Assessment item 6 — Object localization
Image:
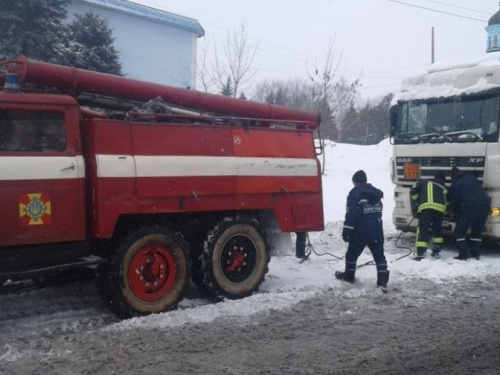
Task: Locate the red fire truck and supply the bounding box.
[0,57,324,318]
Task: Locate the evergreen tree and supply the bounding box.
[0,0,69,62]
[65,12,122,75]
[220,76,234,97]
[338,93,393,144]
[254,78,315,111]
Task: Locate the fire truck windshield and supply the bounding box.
[393,95,500,144]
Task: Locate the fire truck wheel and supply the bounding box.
[201,218,270,299]
[100,226,191,318]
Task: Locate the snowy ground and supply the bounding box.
[2,140,500,374]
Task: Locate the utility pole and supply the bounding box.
[431,26,435,64]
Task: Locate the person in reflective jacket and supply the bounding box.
[410,171,448,260]
[448,167,491,260]
[336,170,389,290]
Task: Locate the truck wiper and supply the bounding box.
[416,133,444,143]
[441,131,483,143]
[396,132,445,144]
[395,132,419,144]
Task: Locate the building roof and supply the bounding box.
[489,7,500,26]
[75,0,205,37]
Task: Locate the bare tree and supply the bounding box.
[194,39,216,92]
[308,35,360,141]
[213,23,258,98]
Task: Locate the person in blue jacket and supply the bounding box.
[335,170,389,290]
[448,167,491,260]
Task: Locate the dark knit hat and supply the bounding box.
[352,170,367,183]
[450,167,460,181]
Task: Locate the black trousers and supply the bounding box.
[416,209,444,253]
[454,203,490,256]
[345,240,387,273]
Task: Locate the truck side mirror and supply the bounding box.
[389,107,397,138]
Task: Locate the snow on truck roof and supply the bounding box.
[393,51,500,105]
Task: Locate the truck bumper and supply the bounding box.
[392,186,417,232]
[393,185,500,241]
[485,217,500,239]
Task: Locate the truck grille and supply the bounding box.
[395,156,485,185]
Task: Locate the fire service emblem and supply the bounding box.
[18,193,52,225]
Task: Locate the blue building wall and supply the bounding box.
[68,0,204,88]
[486,24,500,53]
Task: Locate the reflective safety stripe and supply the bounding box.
[428,181,433,204]
[419,202,447,213]
[416,241,428,248]
[432,237,444,244]
[415,227,428,252]
[346,261,357,272]
[418,181,446,213]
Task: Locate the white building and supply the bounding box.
[67,0,204,89]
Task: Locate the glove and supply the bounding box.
[411,203,418,218]
[342,227,352,242]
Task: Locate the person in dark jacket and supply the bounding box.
[410,171,448,260]
[335,170,389,290]
[448,167,491,260]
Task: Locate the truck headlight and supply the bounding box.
[492,207,500,217]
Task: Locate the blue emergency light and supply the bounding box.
[4,73,20,91]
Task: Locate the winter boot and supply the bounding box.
[335,270,355,284]
[377,270,390,292]
[413,247,426,261]
[431,244,441,259]
[469,238,481,260]
[454,239,469,261]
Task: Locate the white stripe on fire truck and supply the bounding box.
[96,155,318,178]
[0,156,85,180]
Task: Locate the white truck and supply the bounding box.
[390,52,500,238]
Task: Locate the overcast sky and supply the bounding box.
[133,0,498,100]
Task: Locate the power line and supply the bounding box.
[129,0,488,98]
[419,0,492,15]
[387,0,488,22]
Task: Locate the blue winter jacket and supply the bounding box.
[448,173,490,216]
[344,183,384,244]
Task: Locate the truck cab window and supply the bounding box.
[394,96,499,144]
[0,110,66,152]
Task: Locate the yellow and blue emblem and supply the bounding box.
[19,193,52,225]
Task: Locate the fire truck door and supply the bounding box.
[0,108,86,247]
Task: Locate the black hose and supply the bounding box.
[394,217,416,261]
[298,233,343,263]
[299,219,416,265]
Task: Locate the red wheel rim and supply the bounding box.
[128,245,177,301]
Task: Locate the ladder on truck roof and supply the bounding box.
[0,56,321,131]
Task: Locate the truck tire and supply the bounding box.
[200,217,270,299]
[99,225,190,318]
